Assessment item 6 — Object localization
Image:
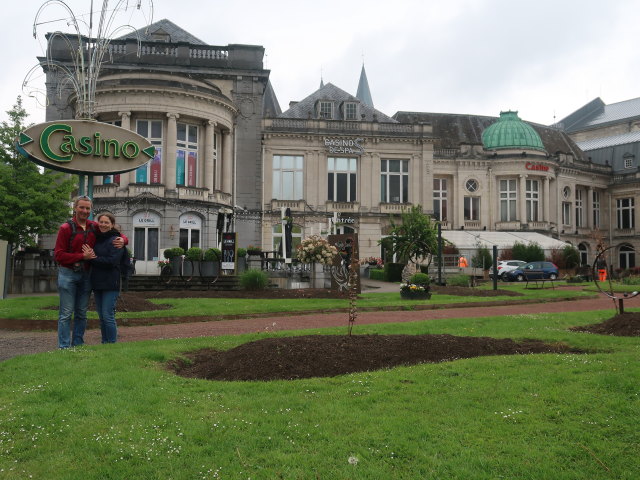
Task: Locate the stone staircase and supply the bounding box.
[124,274,241,292]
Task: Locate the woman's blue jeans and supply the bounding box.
[93,290,119,343]
[57,267,92,348]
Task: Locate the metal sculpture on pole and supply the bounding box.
[19,1,155,202]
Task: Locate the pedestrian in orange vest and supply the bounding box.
[458,256,468,268]
[597,258,607,281]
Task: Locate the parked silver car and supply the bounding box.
[489,260,527,281]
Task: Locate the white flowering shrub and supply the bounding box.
[295,235,338,265]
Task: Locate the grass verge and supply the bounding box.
[0,309,638,479]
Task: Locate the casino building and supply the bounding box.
[40,19,636,272]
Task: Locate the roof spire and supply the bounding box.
[356,62,373,108]
[319,66,324,89]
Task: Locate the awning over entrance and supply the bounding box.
[442,231,568,251]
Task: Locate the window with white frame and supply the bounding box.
[433,178,448,221]
[562,202,571,226]
[593,190,601,228]
[328,157,357,202]
[380,159,409,203]
[575,189,584,228]
[616,197,635,229]
[176,123,198,187]
[499,179,517,222]
[135,120,163,184]
[273,155,304,200]
[525,179,539,222]
[272,223,303,254]
[464,196,480,221]
[624,155,634,169]
[619,244,636,269]
[319,101,333,119]
[344,102,357,120]
[578,243,588,266]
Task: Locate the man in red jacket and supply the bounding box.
[54,195,126,349]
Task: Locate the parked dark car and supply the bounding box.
[506,261,559,282]
[489,260,527,281]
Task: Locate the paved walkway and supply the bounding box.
[0,284,621,362]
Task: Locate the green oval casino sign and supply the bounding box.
[15,120,155,174]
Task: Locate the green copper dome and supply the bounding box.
[482,111,545,152]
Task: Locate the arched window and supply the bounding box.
[619,245,636,270]
[179,213,202,251]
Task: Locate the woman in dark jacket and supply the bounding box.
[84,212,124,343]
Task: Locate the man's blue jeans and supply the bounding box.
[93,290,119,343]
[57,267,91,348]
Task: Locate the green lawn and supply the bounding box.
[0,304,638,479]
[0,282,597,321]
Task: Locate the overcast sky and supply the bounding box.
[3,0,640,126]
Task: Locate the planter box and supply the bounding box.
[169,257,182,276]
[200,261,219,277]
[400,290,431,300]
[236,257,247,273]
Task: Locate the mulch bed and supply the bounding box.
[168,334,585,381]
[569,312,640,336]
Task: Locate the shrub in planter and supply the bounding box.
[203,248,221,261]
[185,247,203,261]
[368,268,385,281]
[384,262,405,282]
[237,248,247,258]
[409,272,430,286]
[246,245,262,256]
[163,247,185,259]
[239,269,269,291]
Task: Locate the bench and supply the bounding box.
[524,274,555,289]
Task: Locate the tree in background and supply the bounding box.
[383,205,438,280]
[512,241,545,263]
[550,244,580,269]
[472,245,493,270]
[0,97,75,249]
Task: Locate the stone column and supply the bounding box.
[222,130,233,195]
[165,113,179,191]
[543,177,550,222]
[587,186,594,229]
[204,120,216,193]
[452,173,461,228]
[519,174,527,225]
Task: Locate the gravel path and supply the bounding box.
[0,294,618,362]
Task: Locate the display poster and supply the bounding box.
[150,146,162,184]
[221,232,236,271]
[187,151,197,187]
[135,164,147,183]
[176,150,185,185]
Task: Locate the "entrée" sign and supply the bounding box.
[16,120,155,174]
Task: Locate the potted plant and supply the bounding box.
[184,247,203,276]
[400,273,431,300]
[201,248,222,277]
[163,247,184,276]
[246,245,262,256]
[296,235,338,288]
